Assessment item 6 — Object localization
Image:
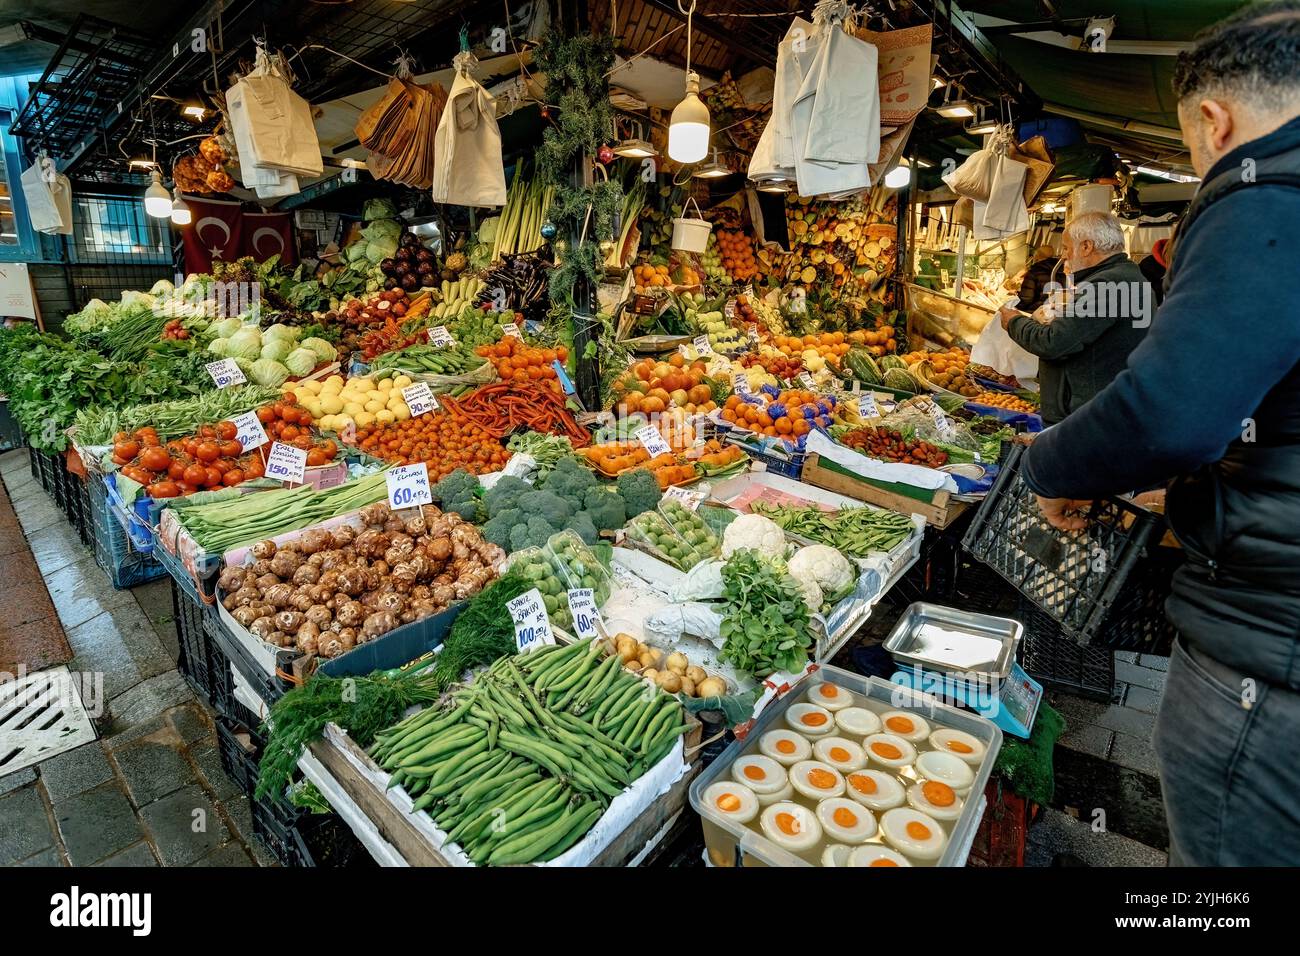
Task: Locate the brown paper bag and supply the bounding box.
[1008,135,1055,205]
[856,24,934,127]
[355,79,414,154]
[953,196,975,230]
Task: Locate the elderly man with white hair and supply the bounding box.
[996,211,1152,425]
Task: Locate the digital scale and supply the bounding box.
[883,603,1042,739]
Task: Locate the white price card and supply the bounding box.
[662,485,706,511]
[927,402,957,438]
[797,371,817,390]
[566,588,604,641]
[746,323,760,346]
[402,382,439,417]
[857,393,880,420]
[264,442,307,484]
[634,424,671,459]
[508,588,555,653]
[732,372,752,396]
[693,334,714,356]
[230,411,268,452]
[428,326,455,346]
[724,299,736,319]
[385,462,433,510]
[205,358,246,389]
[501,321,522,339]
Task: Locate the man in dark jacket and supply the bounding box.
[1023,1,1300,865]
[997,213,1151,425]
[1016,244,1062,312]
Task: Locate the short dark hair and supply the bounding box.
[1173,1,1300,106]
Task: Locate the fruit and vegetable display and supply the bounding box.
[217,502,502,657]
[719,389,835,444]
[110,422,267,498]
[474,335,567,388]
[718,549,815,678]
[968,391,1039,414]
[967,363,1021,389]
[378,233,440,292]
[350,408,506,478]
[368,638,690,864]
[838,426,949,468]
[369,342,489,382]
[73,385,283,447]
[440,382,590,446]
[430,277,486,319]
[294,374,412,435]
[613,354,720,418]
[626,510,711,571]
[607,635,728,699]
[255,398,341,466]
[750,502,915,557]
[477,456,639,552]
[903,346,979,398]
[659,498,721,558]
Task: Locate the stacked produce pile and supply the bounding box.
[612,354,722,418]
[440,382,589,446]
[378,234,440,293]
[751,502,915,558]
[474,336,568,389]
[296,374,411,435]
[369,639,689,865]
[719,388,835,443]
[206,319,338,386]
[349,407,506,477]
[838,426,949,467]
[218,502,502,658]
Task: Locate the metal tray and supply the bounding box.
[883,602,1021,679]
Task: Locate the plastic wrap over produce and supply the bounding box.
[667,559,725,603]
[645,602,724,647]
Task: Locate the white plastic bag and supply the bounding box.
[668,560,725,603]
[644,603,724,648]
[971,299,1039,379]
[980,154,1030,234]
[20,157,72,235]
[942,148,996,202]
[226,48,322,178]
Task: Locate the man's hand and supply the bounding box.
[1036,495,1092,531]
[997,304,1019,329]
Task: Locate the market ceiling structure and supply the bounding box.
[2,0,1259,190]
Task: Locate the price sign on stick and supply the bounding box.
[732,372,752,396]
[663,486,706,511]
[402,382,439,417]
[428,326,455,346]
[265,442,307,484]
[797,371,817,390]
[508,588,555,653]
[230,411,268,452]
[566,588,603,640]
[205,359,246,389]
[635,424,671,459]
[386,463,433,510]
[693,334,714,356]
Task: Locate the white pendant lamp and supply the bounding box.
[884,158,911,190]
[170,188,191,225]
[144,169,172,218]
[668,1,711,164]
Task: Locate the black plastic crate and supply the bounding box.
[74,476,93,547]
[0,401,24,452]
[215,712,262,799]
[1018,598,1116,700]
[173,578,219,703]
[963,444,1179,654]
[28,444,38,479]
[251,794,374,868]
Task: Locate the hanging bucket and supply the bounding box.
[671,197,712,253]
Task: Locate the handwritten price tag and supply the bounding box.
[926,401,958,439]
[385,463,433,510]
[402,382,439,417]
[746,324,760,346]
[724,299,737,319]
[205,359,246,389]
[501,322,522,339]
[264,442,307,484]
[797,371,817,390]
[857,394,879,419]
[693,334,714,356]
[507,588,555,653]
[662,486,706,511]
[732,373,752,396]
[230,411,268,452]
[635,424,671,459]
[428,326,455,347]
[566,588,603,640]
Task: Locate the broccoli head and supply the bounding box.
[433,468,479,506]
[509,516,557,552]
[517,489,573,526]
[616,467,662,518]
[541,455,598,502]
[582,487,626,531]
[484,474,533,517]
[482,508,524,549]
[445,497,483,523]
[565,511,599,545]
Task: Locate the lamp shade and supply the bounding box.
[144,170,172,218]
[668,72,710,164]
[170,189,191,225]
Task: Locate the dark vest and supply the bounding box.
[1163,150,1300,689]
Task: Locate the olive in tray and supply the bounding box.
[216,502,505,659]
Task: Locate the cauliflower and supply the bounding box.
[793,574,824,613]
[721,513,788,559]
[788,545,856,605]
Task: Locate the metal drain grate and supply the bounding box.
[0,667,97,774]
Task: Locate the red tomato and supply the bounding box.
[204,466,223,487]
[280,424,300,441]
[140,446,171,472]
[306,449,328,467]
[256,406,276,424]
[113,440,140,461]
[219,440,243,458]
[280,406,301,424]
[183,464,207,486]
[216,420,238,441]
[243,459,264,479]
[167,461,186,481]
[178,482,201,495]
[195,441,220,463]
[147,481,181,499]
[296,412,313,428]
[222,469,245,486]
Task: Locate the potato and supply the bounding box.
[697,676,727,698]
[642,667,659,683]
[686,665,707,686]
[638,648,663,670]
[679,677,696,697]
[656,671,682,693]
[666,652,689,675]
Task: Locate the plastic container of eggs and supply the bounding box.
[689,666,1002,867]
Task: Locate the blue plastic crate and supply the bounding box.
[723,433,805,479]
[103,473,157,554]
[89,475,167,590]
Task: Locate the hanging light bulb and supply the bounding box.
[144,169,172,218]
[884,158,911,190]
[668,2,710,164]
[693,148,731,179]
[170,188,191,226]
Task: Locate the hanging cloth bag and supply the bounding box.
[230,48,323,177]
[20,156,72,235]
[431,58,506,207]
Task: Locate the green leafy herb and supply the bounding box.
[718,551,815,678]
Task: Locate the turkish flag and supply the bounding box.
[178,197,298,273]
[241,210,297,266]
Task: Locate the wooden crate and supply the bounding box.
[802,453,970,529]
[307,717,704,867]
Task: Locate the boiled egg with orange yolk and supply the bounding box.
[847,845,912,867]
[916,750,975,794]
[816,797,877,843]
[821,844,854,867]
[880,807,947,860]
[785,702,835,736]
[879,709,931,743]
[790,759,846,800]
[759,801,823,853]
[907,779,964,822]
[730,754,789,799]
[843,769,906,811]
[703,781,759,825]
[812,735,867,772]
[833,706,882,736]
[759,730,812,766]
[929,728,986,766]
[863,732,917,769]
[807,681,851,711]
